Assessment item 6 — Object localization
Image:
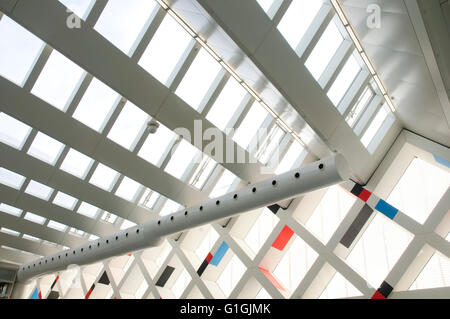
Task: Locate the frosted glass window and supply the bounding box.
[94,0,157,55]
[27,132,65,165]
[0,113,32,149]
[387,158,450,224]
[189,155,217,189]
[195,226,219,260]
[0,167,26,189]
[277,0,322,49]
[409,251,450,290]
[53,191,78,210]
[89,163,120,191]
[159,199,182,217]
[217,255,246,297]
[275,141,305,174]
[305,21,343,80]
[107,102,150,150]
[47,220,68,232]
[24,212,46,225]
[361,107,388,147]
[175,49,222,111]
[77,202,100,219]
[72,78,119,132]
[244,208,279,255]
[0,228,20,237]
[172,269,191,299]
[120,219,137,231]
[306,185,356,243]
[59,0,95,20]
[115,177,142,202]
[233,102,268,150]
[139,14,192,84]
[345,86,374,127]
[164,140,200,180]
[138,123,175,166]
[0,16,44,86]
[206,78,247,130]
[209,169,238,198]
[60,148,94,179]
[25,180,54,200]
[319,270,361,299]
[0,203,22,217]
[327,54,361,106]
[346,214,413,288]
[31,50,85,111]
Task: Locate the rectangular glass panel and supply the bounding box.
[345,86,374,127]
[361,106,388,147]
[0,228,20,237]
[24,212,46,225]
[164,139,200,180]
[23,234,41,242]
[59,0,95,20]
[138,122,175,166]
[115,176,142,202]
[327,54,361,106]
[275,141,305,174]
[255,124,285,164]
[53,191,78,210]
[216,254,246,297]
[0,167,26,189]
[139,188,161,210]
[27,132,65,165]
[89,163,120,191]
[77,202,100,219]
[0,113,32,150]
[0,203,22,217]
[159,198,182,217]
[47,220,68,232]
[233,102,268,150]
[24,180,54,200]
[189,155,217,189]
[60,148,94,179]
[209,168,238,198]
[101,211,118,224]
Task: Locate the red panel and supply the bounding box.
[85,288,93,299]
[205,253,213,263]
[258,267,286,291]
[359,189,372,202]
[272,225,294,251]
[38,291,42,299]
[371,291,386,299]
[55,275,59,283]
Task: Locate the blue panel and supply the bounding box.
[30,288,39,299]
[209,241,229,266]
[375,199,398,220]
[433,155,450,169]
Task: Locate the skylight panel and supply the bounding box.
[0,228,20,237]
[327,54,361,106]
[319,269,361,299]
[24,212,46,225]
[277,0,322,49]
[175,48,222,111]
[139,188,161,210]
[216,254,246,297]
[245,208,279,255]
[107,102,150,150]
[27,132,65,165]
[120,219,137,231]
[195,226,219,261]
[138,123,175,166]
[0,167,26,190]
[305,21,344,81]
[31,50,85,111]
[361,106,388,147]
[89,163,120,191]
[206,77,247,130]
[0,16,45,86]
[232,102,269,150]
[115,177,142,202]
[77,202,100,219]
[164,139,200,180]
[0,113,32,150]
[189,155,217,189]
[24,180,54,200]
[139,14,192,85]
[52,191,78,210]
[159,198,182,217]
[59,0,96,20]
[94,0,157,55]
[172,269,191,299]
[47,220,68,232]
[256,0,276,13]
[101,211,118,224]
[345,86,374,127]
[255,124,286,164]
[23,234,41,242]
[72,78,119,132]
[60,148,94,179]
[209,168,239,198]
[275,141,305,174]
[0,203,22,217]
[255,287,272,299]
[69,228,86,237]
[409,251,450,290]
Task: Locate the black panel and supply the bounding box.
[267,204,281,214]
[98,271,110,285]
[340,204,374,248]
[197,260,209,277]
[350,183,364,197]
[50,278,58,290]
[378,281,393,297]
[155,266,175,287]
[47,291,60,299]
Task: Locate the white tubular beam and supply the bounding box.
[17,154,350,283]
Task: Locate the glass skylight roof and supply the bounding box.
[0,16,45,87]
[189,155,217,190]
[255,124,285,164]
[94,0,157,55]
[245,208,279,255]
[159,198,182,217]
[175,48,222,111]
[31,50,86,111]
[139,14,192,85]
[0,227,20,237]
[274,141,305,174]
[327,54,361,106]
[138,122,175,166]
[53,191,78,210]
[164,139,200,180]
[59,0,95,20]
[139,188,161,210]
[77,202,100,219]
[115,177,142,202]
[60,148,94,179]
[47,220,68,232]
[23,234,41,242]
[361,106,388,147]
[89,163,120,191]
[24,212,46,225]
[72,78,119,132]
[24,180,54,200]
[209,168,239,198]
[0,167,26,190]
[0,113,32,150]
[345,86,374,127]
[120,219,137,231]
[233,102,268,150]
[0,203,22,217]
[27,132,65,165]
[216,254,246,297]
[107,102,150,150]
[256,0,277,13]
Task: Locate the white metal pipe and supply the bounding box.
[17,154,349,283]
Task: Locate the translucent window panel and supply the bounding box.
[172,269,191,299]
[77,202,100,219]
[24,180,54,200]
[89,163,120,191]
[209,168,239,198]
[0,113,32,149]
[52,191,78,210]
[305,21,344,81]
[319,270,361,299]
[327,54,361,106]
[115,177,142,202]
[0,203,22,217]
[101,211,118,224]
[139,14,192,84]
[159,198,182,217]
[273,236,318,292]
[139,188,161,210]
[94,0,157,55]
[206,78,247,131]
[306,185,356,243]
[255,287,272,299]
[72,78,119,132]
[346,214,413,288]
[189,155,217,190]
[24,212,46,225]
[387,158,450,224]
[175,48,222,111]
[164,140,200,180]
[0,228,20,237]
[31,50,85,111]
[345,86,374,127]
[255,124,286,164]
[23,234,41,242]
[60,148,94,179]
[244,208,279,255]
[0,16,45,86]
[277,0,322,49]
[47,220,68,232]
[275,141,305,174]
[138,123,175,166]
[120,219,137,231]
[233,102,269,150]
[27,132,65,165]
[69,228,86,237]
[89,234,99,240]
[59,0,95,20]
[361,107,388,147]
[107,102,150,150]
[0,167,26,189]
[195,226,219,260]
[409,251,450,290]
[216,254,246,297]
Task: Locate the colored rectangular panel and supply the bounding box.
[98,271,110,285]
[209,241,229,266]
[155,266,175,287]
[197,260,209,277]
[359,189,372,202]
[350,183,363,197]
[375,199,398,219]
[378,281,393,298]
[85,283,95,299]
[268,204,281,214]
[340,204,374,248]
[433,154,450,169]
[371,291,386,299]
[50,275,59,290]
[258,266,286,291]
[272,225,294,251]
[47,291,59,299]
[205,252,213,263]
[30,288,39,299]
